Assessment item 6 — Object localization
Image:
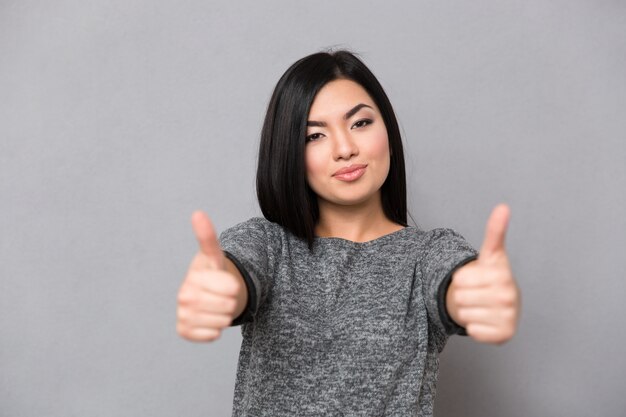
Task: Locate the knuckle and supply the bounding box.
[187,292,201,306]
[232,279,243,296]
[507,327,515,339]
[501,328,514,343]
[220,316,234,328]
[498,290,516,306]
[176,307,188,323]
[222,273,241,296]
[454,291,465,306]
[178,283,202,305]
[465,324,477,337]
[176,323,189,337]
[457,308,468,321]
[206,329,221,341]
[501,308,515,321]
[177,289,190,304]
[223,298,237,314]
[496,327,514,344]
[177,320,224,342]
[185,269,199,284]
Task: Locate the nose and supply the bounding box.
[332,128,359,161]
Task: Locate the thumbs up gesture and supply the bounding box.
[446,204,521,344]
[176,211,246,342]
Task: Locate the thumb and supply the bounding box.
[478,204,510,262]
[191,210,225,270]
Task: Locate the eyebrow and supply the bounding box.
[307,103,374,127]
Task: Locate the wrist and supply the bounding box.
[437,255,477,336]
[445,279,465,327]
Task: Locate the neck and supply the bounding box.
[315,192,402,242]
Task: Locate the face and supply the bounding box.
[304,79,391,208]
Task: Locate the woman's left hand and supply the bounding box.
[446,204,521,344]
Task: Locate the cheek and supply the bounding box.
[304,147,326,184]
[373,136,390,155]
[369,131,391,164]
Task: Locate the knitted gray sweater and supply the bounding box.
[219,217,477,416]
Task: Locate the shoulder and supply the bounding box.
[419,227,478,257]
[394,226,464,245]
[423,227,467,243]
[393,227,477,258]
[219,217,287,247]
[220,216,278,233]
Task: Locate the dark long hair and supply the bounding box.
[256,50,407,250]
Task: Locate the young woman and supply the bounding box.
[177,50,520,416]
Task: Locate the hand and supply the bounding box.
[176,211,243,342]
[447,204,521,344]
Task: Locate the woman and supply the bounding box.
[177,50,520,416]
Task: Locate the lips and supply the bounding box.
[332,164,368,176]
[332,164,368,182]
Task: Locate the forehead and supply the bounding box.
[308,79,378,117]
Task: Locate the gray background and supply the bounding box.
[1,1,625,416]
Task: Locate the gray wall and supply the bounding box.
[1,1,624,416]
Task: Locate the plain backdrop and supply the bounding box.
[1,1,625,416]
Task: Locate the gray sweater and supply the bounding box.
[219,217,477,416]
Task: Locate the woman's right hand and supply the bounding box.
[176,211,245,342]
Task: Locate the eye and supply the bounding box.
[305,132,324,142]
[352,119,373,129]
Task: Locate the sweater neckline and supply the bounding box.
[313,225,413,247]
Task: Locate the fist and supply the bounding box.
[176,211,243,342]
[447,204,521,344]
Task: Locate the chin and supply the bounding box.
[324,191,380,207]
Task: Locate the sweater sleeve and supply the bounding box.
[420,228,478,340]
[218,217,277,326]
